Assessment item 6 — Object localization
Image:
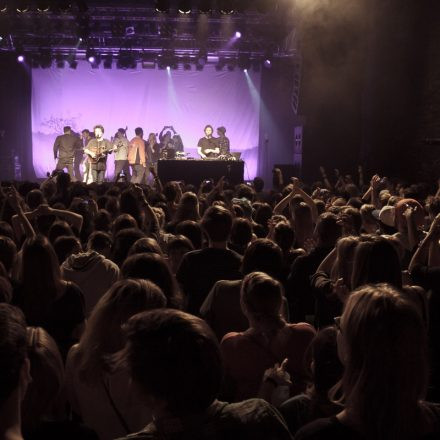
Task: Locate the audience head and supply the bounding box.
[87,231,113,258]
[22,327,64,434]
[112,213,138,235]
[305,327,343,398]
[47,220,74,245]
[117,309,221,416]
[240,272,285,333]
[351,235,402,289]
[230,218,253,250]
[93,209,112,232]
[0,304,29,407]
[128,237,163,258]
[201,205,233,243]
[314,213,342,248]
[0,276,12,303]
[25,189,46,211]
[121,253,182,309]
[77,279,166,383]
[0,222,14,242]
[0,236,17,276]
[242,238,283,279]
[53,235,81,264]
[253,177,265,192]
[175,220,203,249]
[112,228,145,267]
[273,222,295,254]
[338,283,428,439]
[21,236,62,322]
[167,235,194,274]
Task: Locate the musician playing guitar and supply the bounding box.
[197,125,220,159]
[84,124,113,184]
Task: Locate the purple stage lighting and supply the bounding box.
[264,59,272,68]
[235,31,242,38]
[17,55,24,63]
[88,56,95,64]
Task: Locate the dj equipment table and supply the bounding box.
[157,160,244,186]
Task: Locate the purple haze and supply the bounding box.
[31,61,261,180]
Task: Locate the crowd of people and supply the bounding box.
[0,165,440,439]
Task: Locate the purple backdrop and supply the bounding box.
[31,61,261,180]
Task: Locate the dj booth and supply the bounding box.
[157,160,245,186]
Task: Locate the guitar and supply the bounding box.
[87,140,114,164]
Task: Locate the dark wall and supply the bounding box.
[258,59,298,186]
[298,0,367,182]
[0,53,34,180]
[298,0,440,183]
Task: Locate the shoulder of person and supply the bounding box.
[221,398,291,430]
[286,322,317,336]
[220,331,244,346]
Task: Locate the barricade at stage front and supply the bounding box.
[157,160,245,186]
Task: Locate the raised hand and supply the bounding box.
[428,213,440,238]
[370,174,381,190]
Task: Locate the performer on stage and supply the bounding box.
[84,125,113,184]
[148,133,161,166]
[128,127,147,184]
[197,125,219,159]
[216,126,230,155]
[159,126,177,150]
[53,126,83,180]
[81,129,93,183]
[112,128,131,181]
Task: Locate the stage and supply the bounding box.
[157,159,245,186]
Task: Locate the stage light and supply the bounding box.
[215,57,226,71]
[58,1,72,13]
[264,59,272,68]
[181,56,191,70]
[155,0,169,13]
[55,54,65,68]
[0,1,7,13]
[103,54,113,69]
[235,31,242,38]
[198,0,212,13]
[67,53,77,69]
[178,0,191,14]
[86,49,100,68]
[219,0,234,14]
[39,50,52,68]
[196,49,207,69]
[238,53,251,71]
[17,55,25,63]
[166,65,171,71]
[117,51,137,69]
[16,1,30,13]
[36,1,51,12]
[142,53,156,69]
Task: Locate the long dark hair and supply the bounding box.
[341,283,429,439]
[21,235,63,324]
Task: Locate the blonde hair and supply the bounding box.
[331,235,359,289]
[341,283,428,439]
[75,279,166,384]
